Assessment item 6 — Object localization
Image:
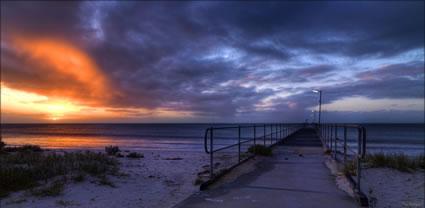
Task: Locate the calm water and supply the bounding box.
[1,123,424,155]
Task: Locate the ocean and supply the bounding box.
[1,123,424,155]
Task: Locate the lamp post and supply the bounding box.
[312,90,322,124]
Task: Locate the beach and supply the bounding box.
[0,149,245,208]
[327,155,425,208]
[362,168,424,208]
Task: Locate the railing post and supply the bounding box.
[330,125,332,147]
[275,124,277,142]
[327,125,329,149]
[238,126,241,163]
[286,124,288,137]
[362,127,367,159]
[323,125,325,144]
[264,124,266,146]
[280,124,282,140]
[328,125,330,146]
[334,126,338,160]
[330,125,333,150]
[270,125,273,145]
[344,126,347,168]
[210,127,214,179]
[254,124,256,154]
[325,125,328,146]
[356,128,361,191]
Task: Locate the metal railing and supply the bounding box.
[204,123,304,179]
[316,124,366,192]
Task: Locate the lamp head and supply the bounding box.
[312,90,320,93]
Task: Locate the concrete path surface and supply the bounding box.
[175,128,359,208]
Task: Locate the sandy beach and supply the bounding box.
[326,155,424,208]
[0,149,243,208]
[362,168,424,208]
[1,144,423,208]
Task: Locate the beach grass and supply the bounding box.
[342,160,357,176]
[31,178,66,197]
[0,138,5,154]
[126,152,144,158]
[99,176,116,188]
[6,199,28,205]
[193,177,204,185]
[4,145,43,152]
[0,145,119,198]
[56,200,73,206]
[365,152,424,172]
[105,146,120,155]
[248,145,272,156]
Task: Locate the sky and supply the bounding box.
[1,1,424,123]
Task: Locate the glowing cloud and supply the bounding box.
[9,36,117,105]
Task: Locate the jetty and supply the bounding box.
[176,127,362,208]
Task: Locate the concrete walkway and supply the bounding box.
[175,128,359,208]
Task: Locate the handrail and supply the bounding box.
[315,123,367,193]
[204,123,304,179]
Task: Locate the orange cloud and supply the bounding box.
[8,36,118,105]
[1,36,197,122]
[1,36,122,121]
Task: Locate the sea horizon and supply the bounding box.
[2,123,423,156]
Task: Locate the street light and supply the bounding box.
[312,90,322,124]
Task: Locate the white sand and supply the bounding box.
[0,150,241,208]
[325,155,356,198]
[325,153,424,208]
[361,168,424,208]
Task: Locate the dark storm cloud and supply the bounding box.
[1,1,83,41]
[1,1,424,121]
[194,2,424,57]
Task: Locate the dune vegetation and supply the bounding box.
[0,140,120,198]
[365,152,424,172]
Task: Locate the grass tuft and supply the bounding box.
[105,146,120,155]
[6,199,27,205]
[342,160,357,176]
[248,145,272,156]
[127,152,144,159]
[4,145,43,153]
[56,200,73,206]
[193,177,203,185]
[31,178,65,197]
[416,154,425,169]
[99,176,116,188]
[365,152,424,172]
[72,173,85,183]
[0,138,5,154]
